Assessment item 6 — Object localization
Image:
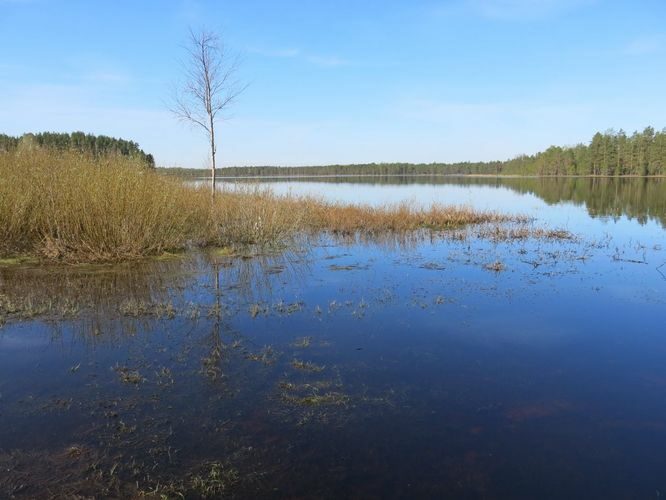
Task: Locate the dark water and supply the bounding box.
[2,177,666,498]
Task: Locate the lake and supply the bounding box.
[2,176,666,498]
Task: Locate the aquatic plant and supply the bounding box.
[190,462,240,498]
[291,336,312,348]
[245,345,278,365]
[484,261,506,272]
[291,359,325,372]
[114,365,144,385]
[283,391,350,407]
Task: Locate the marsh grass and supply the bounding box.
[282,391,350,407]
[1,149,524,263]
[244,345,277,365]
[0,447,239,499]
[291,359,325,372]
[291,336,312,348]
[485,261,506,272]
[0,149,212,261]
[114,365,144,385]
[0,291,79,323]
[477,224,575,242]
[305,200,519,234]
[190,462,240,498]
[118,298,177,319]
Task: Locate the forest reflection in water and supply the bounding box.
[218,175,666,228]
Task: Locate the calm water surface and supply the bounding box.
[1,177,666,498]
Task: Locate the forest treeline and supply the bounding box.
[160,127,666,178]
[0,132,155,167]
[503,127,666,176]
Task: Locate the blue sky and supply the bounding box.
[1,0,665,167]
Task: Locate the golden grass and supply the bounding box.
[0,149,520,262]
[0,149,211,261]
[305,200,514,234]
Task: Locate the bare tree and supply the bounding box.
[171,28,246,196]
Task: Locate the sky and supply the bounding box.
[1,0,666,167]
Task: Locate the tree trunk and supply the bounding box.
[211,148,216,196]
[210,121,217,197]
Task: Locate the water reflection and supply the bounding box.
[1,181,666,497]
[219,175,666,228]
[0,250,308,345]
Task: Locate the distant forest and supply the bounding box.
[160,127,666,178]
[0,132,155,167]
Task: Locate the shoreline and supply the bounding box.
[171,173,666,180]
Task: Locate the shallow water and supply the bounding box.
[2,177,666,498]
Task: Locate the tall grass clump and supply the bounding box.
[0,149,212,261]
[303,200,515,234]
[211,188,306,247]
[0,150,309,261]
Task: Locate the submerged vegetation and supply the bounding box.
[0,149,523,263]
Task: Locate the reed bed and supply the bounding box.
[304,200,516,234]
[0,149,213,261]
[0,150,519,262]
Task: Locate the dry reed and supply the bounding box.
[0,149,211,261]
[0,149,520,262]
